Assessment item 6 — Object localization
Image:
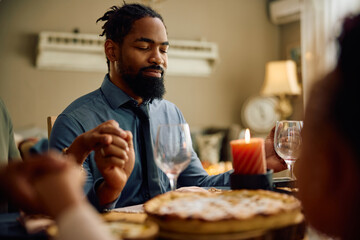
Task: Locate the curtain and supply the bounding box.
[301,0,360,106]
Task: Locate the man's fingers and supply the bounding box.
[110,135,129,152]
[88,134,113,148]
[101,156,126,169]
[87,124,128,150]
[86,129,125,150]
[265,126,276,141]
[124,131,133,148]
[103,119,119,128]
[267,156,287,172]
[98,144,129,161]
[100,147,106,157]
[99,121,127,138]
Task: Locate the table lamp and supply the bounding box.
[260,60,302,119]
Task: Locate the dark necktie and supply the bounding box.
[124,101,164,198]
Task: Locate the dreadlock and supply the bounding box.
[96,2,165,70]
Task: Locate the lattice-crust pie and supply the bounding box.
[144,189,303,234]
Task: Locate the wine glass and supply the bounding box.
[274,120,303,179]
[154,123,192,191]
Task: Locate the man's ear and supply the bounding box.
[104,39,118,62]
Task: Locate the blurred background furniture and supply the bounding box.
[47,116,57,139]
[191,124,242,175]
[260,60,302,119]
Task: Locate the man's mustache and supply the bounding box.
[140,65,165,75]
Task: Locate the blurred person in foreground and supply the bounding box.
[295,13,360,240]
[49,2,286,212]
[0,98,21,212]
[0,98,20,163]
[0,152,116,240]
[0,119,130,214]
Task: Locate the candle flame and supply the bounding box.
[245,128,250,143]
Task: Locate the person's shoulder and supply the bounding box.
[150,99,184,120]
[0,98,8,112]
[0,98,10,121]
[62,88,104,115]
[151,98,178,109]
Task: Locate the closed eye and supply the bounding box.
[136,47,150,51]
[160,46,169,53]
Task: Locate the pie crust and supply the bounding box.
[144,189,303,234]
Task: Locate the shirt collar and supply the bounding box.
[100,74,133,109]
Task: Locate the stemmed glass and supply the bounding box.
[274,120,303,179]
[154,123,192,191]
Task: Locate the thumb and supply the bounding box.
[88,134,113,150]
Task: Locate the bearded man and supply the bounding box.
[50,3,285,211]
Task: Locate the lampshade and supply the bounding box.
[261,60,301,96]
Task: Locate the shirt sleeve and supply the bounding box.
[56,203,116,240]
[49,115,111,211]
[169,103,232,187]
[177,149,232,187]
[87,177,120,212]
[49,114,83,153]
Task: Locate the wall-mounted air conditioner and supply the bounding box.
[36,32,106,72]
[167,39,218,77]
[36,31,218,77]
[269,0,302,25]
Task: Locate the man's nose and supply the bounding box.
[148,51,163,65]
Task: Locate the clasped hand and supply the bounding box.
[75,120,135,205]
[93,120,135,188]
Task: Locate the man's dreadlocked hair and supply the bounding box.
[96,2,165,70]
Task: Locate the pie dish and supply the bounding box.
[144,189,303,234]
[102,212,158,240]
[106,220,158,240]
[46,212,158,240]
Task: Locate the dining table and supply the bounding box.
[0,181,332,240]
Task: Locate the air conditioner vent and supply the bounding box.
[269,0,302,25]
[36,31,218,77]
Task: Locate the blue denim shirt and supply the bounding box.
[49,74,231,211]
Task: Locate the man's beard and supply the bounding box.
[122,65,166,103]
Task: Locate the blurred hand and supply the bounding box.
[0,152,67,214]
[265,126,287,172]
[33,155,86,218]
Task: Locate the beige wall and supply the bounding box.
[280,21,300,59]
[0,0,280,132]
[279,21,303,120]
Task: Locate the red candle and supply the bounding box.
[230,129,266,175]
